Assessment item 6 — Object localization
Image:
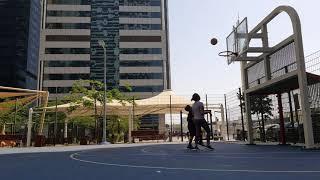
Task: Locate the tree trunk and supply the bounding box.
[1,123,6,135]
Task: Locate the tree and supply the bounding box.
[237,93,273,142]
[63,80,134,143]
[250,95,273,142]
[0,98,24,134]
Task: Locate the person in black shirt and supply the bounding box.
[185,105,196,149]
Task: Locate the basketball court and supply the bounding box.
[1,143,320,179]
[1,5,320,180]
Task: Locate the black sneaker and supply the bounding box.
[206,145,214,150]
[198,141,205,146]
[194,146,200,150]
[187,144,194,149]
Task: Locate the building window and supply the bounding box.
[47,11,91,17]
[120,85,164,92]
[44,74,89,80]
[47,0,91,5]
[45,48,91,54]
[46,35,90,41]
[119,0,161,6]
[47,87,73,93]
[120,36,161,42]
[119,12,161,18]
[44,61,90,67]
[120,24,161,30]
[46,23,91,29]
[120,73,163,79]
[120,48,162,54]
[120,61,163,67]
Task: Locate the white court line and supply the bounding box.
[140,147,168,155]
[133,153,320,160]
[141,146,320,155]
[69,152,320,173]
[70,152,320,160]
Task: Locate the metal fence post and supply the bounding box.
[27,108,33,147]
[169,95,173,142]
[224,94,230,141]
[180,111,183,142]
[239,88,245,141]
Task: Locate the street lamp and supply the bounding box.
[98,39,109,145]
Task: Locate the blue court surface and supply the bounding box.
[1,142,320,180]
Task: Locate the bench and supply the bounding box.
[0,135,24,147]
[213,136,224,141]
[131,130,166,142]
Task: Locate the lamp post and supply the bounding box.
[98,40,109,145]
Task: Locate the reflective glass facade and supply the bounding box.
[0,0,40,89]
[90,0,120,89]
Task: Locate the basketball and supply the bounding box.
[210,38,218,45]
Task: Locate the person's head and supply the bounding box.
[191,93,201,102]
[184,105,192,112]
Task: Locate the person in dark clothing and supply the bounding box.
[185,105,196,149]
[191,93,214,150]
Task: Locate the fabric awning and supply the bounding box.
[46,90,191,117]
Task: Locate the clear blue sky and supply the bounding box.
[168,0,320,95]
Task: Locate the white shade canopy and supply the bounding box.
[46,90,191,117]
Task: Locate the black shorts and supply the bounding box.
[188,122,196,136]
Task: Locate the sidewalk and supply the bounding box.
[0,142,184,155]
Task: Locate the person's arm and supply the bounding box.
[200,102,205,116]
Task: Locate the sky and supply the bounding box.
[168,0,320,95]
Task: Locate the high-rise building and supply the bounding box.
[40,0,91,97]
[41,0,170,99]
[40,0,170,130]
[0,0,41,89]
[91,0,171,99]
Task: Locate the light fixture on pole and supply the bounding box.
[98,39,109,145]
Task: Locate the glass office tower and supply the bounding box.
[0,0,41,89]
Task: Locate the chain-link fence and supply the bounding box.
[220,50,320,145]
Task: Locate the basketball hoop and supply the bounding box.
[218,50,238,57]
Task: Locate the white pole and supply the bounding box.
[99,40,109,145]
[128,107,132,143]
[27,108,33,147]
[64,120,68,144]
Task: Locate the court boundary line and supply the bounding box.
[70,152,320,173]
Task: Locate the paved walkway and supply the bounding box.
[0,142,182,155]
